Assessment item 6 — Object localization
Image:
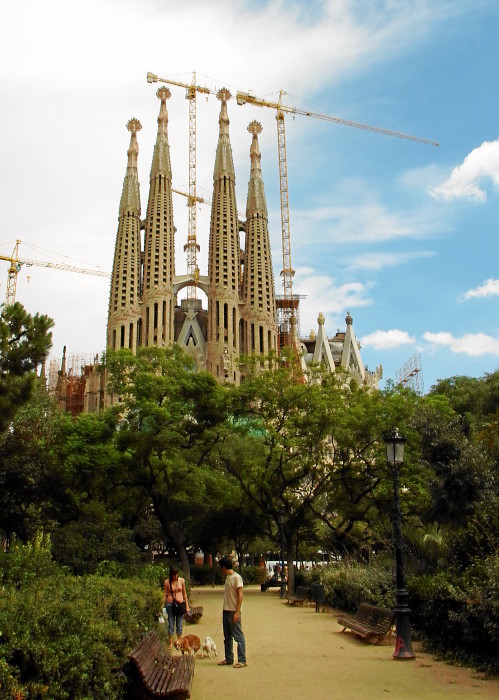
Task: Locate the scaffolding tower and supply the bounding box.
[396,353,424,395]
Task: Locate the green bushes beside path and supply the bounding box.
[302,557,499,676]
[0,539,163,700]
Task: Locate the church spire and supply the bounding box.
[150,87,172,179]
[142,87,176,347]
[119,118,141,215]
[107,119,143,355]
[207,88,241,382]
[213,88,236,180]
[241,121,277,358]
[246,120,267,217]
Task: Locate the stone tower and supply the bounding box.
[141,87,176,348]
[107,118,143,353]
[240,121,277,358]
[206,89,241,382]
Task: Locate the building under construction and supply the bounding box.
[53,85,382,412]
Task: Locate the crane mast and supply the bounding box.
[276,92,296,348]
[236,89,439,347]
[147,72,213,298]
[186,73,200,298]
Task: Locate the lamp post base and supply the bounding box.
[393,589,415,660]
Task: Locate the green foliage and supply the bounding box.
[408,556,499,674]
[301,560,395,612]
[0,532,60,587]
[0,302,53,434]
[0,538,164,699]
[51,502,142,576]
[0,384,65,541]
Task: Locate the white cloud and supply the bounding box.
[429,140,499,202]
[424,331,499,356]
[360,329,415,349]
[293,266,372,337]
[462,278,499,300]
[348,250,433,271]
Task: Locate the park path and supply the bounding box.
[182,584,499,700]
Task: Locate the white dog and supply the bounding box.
[201,636,217,659]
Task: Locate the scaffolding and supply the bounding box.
[396,353,424,395]
[48,352,99,416]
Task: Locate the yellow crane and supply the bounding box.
[0,240,110,306]
[147,72,214,299]
[236,89,439,347]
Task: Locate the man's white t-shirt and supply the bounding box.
[223,571,244,611]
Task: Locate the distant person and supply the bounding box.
[217,556,247,668]
[163,565,189,650]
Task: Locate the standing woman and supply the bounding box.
[164,565,190,649]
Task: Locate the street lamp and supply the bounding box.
[278,509,286,599]
[383,429,415,660]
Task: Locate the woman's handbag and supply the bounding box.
[172,599,187,615]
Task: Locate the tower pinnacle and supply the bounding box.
[150,87,172,179]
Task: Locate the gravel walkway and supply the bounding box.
[179,584,499,700]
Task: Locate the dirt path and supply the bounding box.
[180,585,498,700]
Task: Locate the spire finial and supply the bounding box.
[126,118,142,136]
[248,120,262,169]
[126,118,142,168]
[345,311,353,325]
[156,87,170,136]
[248,120,263,137]
[217,88,232,103]
[217,88,231,137]
[157,86,171,101]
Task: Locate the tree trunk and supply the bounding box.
[287,539,295,594]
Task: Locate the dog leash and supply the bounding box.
[212,620,223,640]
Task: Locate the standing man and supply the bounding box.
[217,556,247,668]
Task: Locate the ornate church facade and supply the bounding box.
[54,87,382,414]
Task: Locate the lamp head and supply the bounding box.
[383,428,407,465]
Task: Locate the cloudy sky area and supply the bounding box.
[1,0,499,391]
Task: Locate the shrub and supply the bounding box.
[51,503,142,576]
[301,560,395,612]
[0,539,164,699]
[408,555,499,675]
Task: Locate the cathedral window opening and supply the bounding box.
[153,303,158,331]
[120,325,125,348]
[259,326,264,353]
[129,323,134,349]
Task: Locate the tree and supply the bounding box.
[0,383,63,541]
[103,346,228,577]
[217,361,358,593]
[0,302,53,433]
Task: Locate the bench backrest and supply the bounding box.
[355,603,395,632]
[294,586,310,599]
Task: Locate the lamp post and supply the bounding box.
[383,429,415,660]
[278,509,286,599]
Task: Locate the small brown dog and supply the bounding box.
[175,634,201,656]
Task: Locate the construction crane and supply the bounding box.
[236,89,439,347]
[0,240,110,306]
[147,72,214,299]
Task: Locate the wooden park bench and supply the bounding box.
[127,631,195,699]
[261,577,287,592]
[286,585,310,605]
[184,606,203,624]
[337,603,395,644]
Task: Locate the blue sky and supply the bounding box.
[1,0,499,392]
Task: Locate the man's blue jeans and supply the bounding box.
[222,610,246,664]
